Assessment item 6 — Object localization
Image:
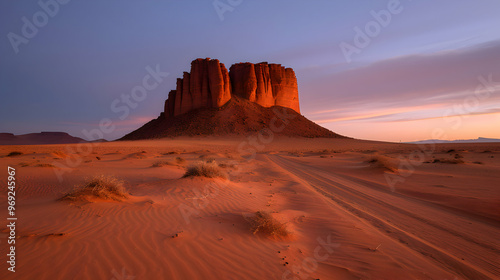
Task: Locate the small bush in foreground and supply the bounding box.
[7,151,23,157]
[366,155,396,172]
[248,211,289,238]
[60,175,128,201]
[183,162,227,179]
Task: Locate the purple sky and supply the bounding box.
[1,0,499,142]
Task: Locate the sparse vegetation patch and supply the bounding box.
[248,211,289,238]
[183,161,227,179]
[60,175,128,201]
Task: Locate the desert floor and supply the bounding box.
[0,137,499,280]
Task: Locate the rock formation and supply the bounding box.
[164,58,231,118]
[163,58,300,118]
[229,62,300,113]
[122,58,345,140]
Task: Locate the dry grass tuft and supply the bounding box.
[183,161,227,179]
[366,155,396,172]
[248,211,289,238]
[7,151,23,157]
[60,175,128,201]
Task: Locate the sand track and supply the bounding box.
[266,155,500,279]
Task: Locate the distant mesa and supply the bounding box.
[163,58,300,118]
[0,132,106,145]
[122,58,344,140]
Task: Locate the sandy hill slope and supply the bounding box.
[121,97,345,140]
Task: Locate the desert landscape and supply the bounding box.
[2,1,500,280]
[0,137,499,279]
[1,58,499,279]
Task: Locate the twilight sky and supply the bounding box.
[1,0,499,142]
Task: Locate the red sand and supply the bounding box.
[0,137,499,279]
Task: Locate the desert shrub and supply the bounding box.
[60,175,128,201]
[454,154,463,159]
[183,161,227,179]
[7,151,23,157]
[175,157,186,164]
[366,155,396,172]
[248,211,289,238]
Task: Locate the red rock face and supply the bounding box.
[254,62,274,107]
[164,58,299,118]
[229,63,257,102]
[209,60,231,107]
[165,90,176,117]
[167,58,232,117]
[231,62,300,113]
[174,78,183,117]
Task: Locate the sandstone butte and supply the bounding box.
[163,58,300,118]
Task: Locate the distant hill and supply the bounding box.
[0,132,105,145]
[407,137,500,144]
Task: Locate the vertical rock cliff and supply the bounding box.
[163,58,300,118]
[229,62,300,113]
